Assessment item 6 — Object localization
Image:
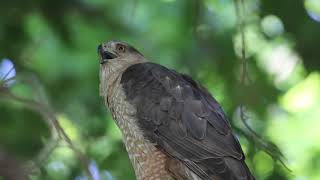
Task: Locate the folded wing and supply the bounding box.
[121,63,254,180]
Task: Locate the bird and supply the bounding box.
[98,40,255,180]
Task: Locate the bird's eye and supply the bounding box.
[116,44,126,53]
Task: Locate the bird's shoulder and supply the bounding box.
[121,62,233,138]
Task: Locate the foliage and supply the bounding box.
[0,0,319,179]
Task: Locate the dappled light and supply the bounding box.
[0,0,319,180]
[305,0,320,23]
[261,15,284,37]
[0,59,16,86]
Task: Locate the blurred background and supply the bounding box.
[0,0,319,179]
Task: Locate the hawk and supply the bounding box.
[98,40,255,180]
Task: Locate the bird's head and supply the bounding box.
[98,40,147,96]
[98,40,145,65]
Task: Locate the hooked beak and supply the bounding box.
[98,44,117,64]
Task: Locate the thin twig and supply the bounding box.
[234,0,263,147]
[0,23,95,179]
[1,66,15,82]
[233,0,290,170]
[0,89,94,179]
[25,138,60,174]
[233,0,249,84]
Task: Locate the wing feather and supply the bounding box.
[121,63,254,180]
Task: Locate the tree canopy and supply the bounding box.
[0,0,319,179]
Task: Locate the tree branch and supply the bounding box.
[0,86,94,179]
[233,0,290,171]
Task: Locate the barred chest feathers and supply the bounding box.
[101,72,175,180]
